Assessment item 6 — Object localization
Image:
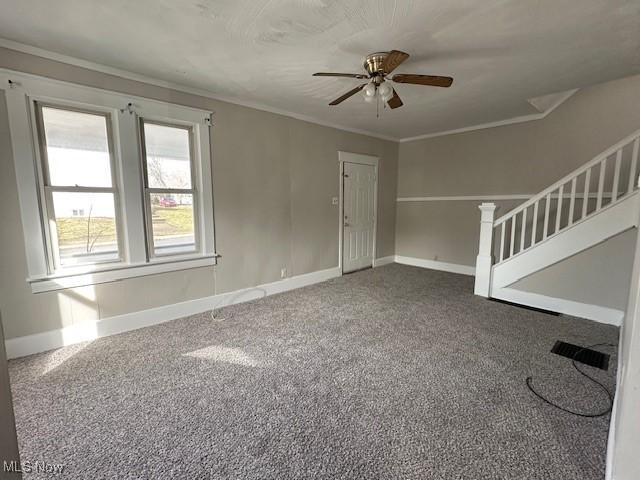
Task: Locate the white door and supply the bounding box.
[342,161,376,273]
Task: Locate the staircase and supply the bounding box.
[474,129,640,319]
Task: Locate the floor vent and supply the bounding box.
[551,341,609,370]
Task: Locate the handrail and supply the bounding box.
[475,127,640,296]
[494,128,640,226]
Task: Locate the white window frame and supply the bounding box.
[2,70,216,293]
[139,119,200,258]
[34,102,125,270]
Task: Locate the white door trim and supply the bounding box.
[338,151,379,273]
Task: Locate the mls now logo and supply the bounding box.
[4,460,65,474]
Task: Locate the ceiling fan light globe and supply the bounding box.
[363,83,377,97]
[378,82,392,98]
[381,90,393,102]
[363,93,376,103]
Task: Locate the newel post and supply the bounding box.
[474,203,497,297]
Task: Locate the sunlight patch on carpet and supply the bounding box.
[183,345,258,367]
[41,342,91,376]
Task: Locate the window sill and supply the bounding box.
[28,255,218,293]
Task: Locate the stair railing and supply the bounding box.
[474,129,640,297]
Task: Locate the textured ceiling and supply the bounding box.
[1,0,639,140]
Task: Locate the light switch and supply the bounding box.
[332,197,338,205]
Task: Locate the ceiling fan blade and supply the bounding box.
[392,74,453,87]
[387,89,403,109]
[329,84,366,105]
[381,50,410,74]
[313,72,369,79]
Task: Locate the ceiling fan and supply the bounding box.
[313,50,453,109]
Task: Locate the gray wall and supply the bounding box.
[0,47,398,340]
[512,229,636,310]
[396,73,640,309]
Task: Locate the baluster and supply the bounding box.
[520,208,527,252]
[543,193,551,239]
[612,149,622,202]
[499,222,505,262]
[531,201,538,246]
[555,184,563,233]
[596,158,606,210]
[582,168,591,219]
[568,177,577,226]
[509,216,516,257]
[629,138,639,193]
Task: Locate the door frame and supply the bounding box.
[338,151,379,274]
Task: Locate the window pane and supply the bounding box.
[41,107,112,187]
[150,193,195,255]
[143,123,192,189]
[51,192,119,266]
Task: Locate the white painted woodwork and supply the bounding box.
[474,203,497,297]
[629,138,639,193]
[5,266,342,358]
[612,149,622,202]
[583,168,591,219]
[520,208,527,252]
[531,201,538,246]
[491,287,623,326]
[492,191,640,289]
[475,129,640,304]
[543,194,551,239]
[555,184,564,233]
[342,162,376,273]
[510,216,516,257]
[597,158,606,209]
[1,71,217,287]
[499,222,506,262]
[491,129,640,265]
[606,199,640,480]
[493,128,640,227]
[396,256,475,276]
[568,177,577,226]
[396,192,614,203]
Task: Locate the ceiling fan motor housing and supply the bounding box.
[364,52,390,79]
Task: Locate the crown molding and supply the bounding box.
[399,89,578,143]
[0,38,400,142]
[0,38,579,144]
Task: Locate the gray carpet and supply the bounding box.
[9,264,618,479]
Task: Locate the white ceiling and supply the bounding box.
[1,0,639,140]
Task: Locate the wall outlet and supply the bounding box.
[332,196,338,205]
[280,267,287,279]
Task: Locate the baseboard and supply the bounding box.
[373,256,395,267]
[394,255,476,276]
[5,266,342,359]
[492,287,624,326]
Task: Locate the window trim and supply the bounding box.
[139,118,200,258]
[34,101,125,270]
[2,69,217,293]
